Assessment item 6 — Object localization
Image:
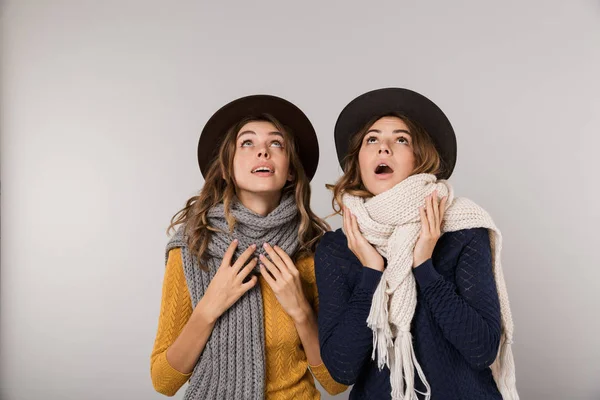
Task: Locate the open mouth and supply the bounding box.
[374,163,394,175]
[251,166,274,174]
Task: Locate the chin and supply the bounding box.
[254,186,285,195]
[240,179,286,194]
[366,181,398,196]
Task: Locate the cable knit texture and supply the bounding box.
[315,228,505,399]
[341,173,517,400]
[165,194,300,400]
[151,249,347,399]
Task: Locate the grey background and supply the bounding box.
[1,1,599,399]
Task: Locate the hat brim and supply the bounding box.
[198,95,319,180]
[334,88,457,179]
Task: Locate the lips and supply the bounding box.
[251,163,275,174]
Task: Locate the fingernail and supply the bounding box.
[233,239,238,243]
[251,243,256,248]
[259,254,264,259]
[263,243,269,249]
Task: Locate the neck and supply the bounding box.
[236,190,283,216]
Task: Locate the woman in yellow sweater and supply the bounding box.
[150,94,347,399]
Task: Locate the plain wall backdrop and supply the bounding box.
[1,1,599,399]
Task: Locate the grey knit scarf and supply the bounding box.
[165,193,300,400]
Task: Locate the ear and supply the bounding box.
[287,170,295,182]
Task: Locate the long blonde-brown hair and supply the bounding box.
[169,114,329,268]
[327,113,443,214]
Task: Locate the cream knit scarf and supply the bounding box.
[343,173,518,400]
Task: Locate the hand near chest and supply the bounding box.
[259,243,312,324]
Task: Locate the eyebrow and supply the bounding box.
[366,129,411,135]
[237,130,284,139]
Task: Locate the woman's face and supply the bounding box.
[233,120,292,198]
[358,116,416,195]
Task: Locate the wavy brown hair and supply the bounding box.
[168,114,329,268]
[327,113,444,214]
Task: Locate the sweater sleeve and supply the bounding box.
[413,228,502,370]
[314,231,383,385]
[150,248,194,396]
[297,256,349,396]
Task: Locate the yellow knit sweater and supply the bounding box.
[150,248,347,399]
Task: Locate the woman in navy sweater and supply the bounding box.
[315,88,518,399]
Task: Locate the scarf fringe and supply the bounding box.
[366,280,393,368]
[388,331,431,400]
[491,335,519,400]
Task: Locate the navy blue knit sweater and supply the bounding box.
[315,228,503,400]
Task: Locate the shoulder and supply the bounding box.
[441,227,489,246]
[322,228,348,244]
[315,229,349,261]
[314,229,363,281]
[167,247,183,259]
[165,247,184,270]
[437,228,492,261]
[165,225,188,257]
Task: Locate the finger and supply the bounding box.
[440,196,448,227]
[221,239,238,268]
[342,206,350,236]
[345,208,356,247]
[260,253,282,281]
[263,243,288,273]
[240,275,258,293]
[426,195,436,234]
[351,213,363,241]
[232,243,257,272]
[236,257,258,284]
[259,264,277,288]
[432,190,440,227]
[419,205,429,232]
[273,246,297,274]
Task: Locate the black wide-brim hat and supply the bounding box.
[334,88,457,179]
[198,94,319,180]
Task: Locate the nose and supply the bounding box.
[378,141,391,155]
[257,144,270,159]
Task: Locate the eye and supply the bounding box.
[270,140,284,148]
[396,136,409,145]
[241,139,253,147]
[365,136,378,144]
